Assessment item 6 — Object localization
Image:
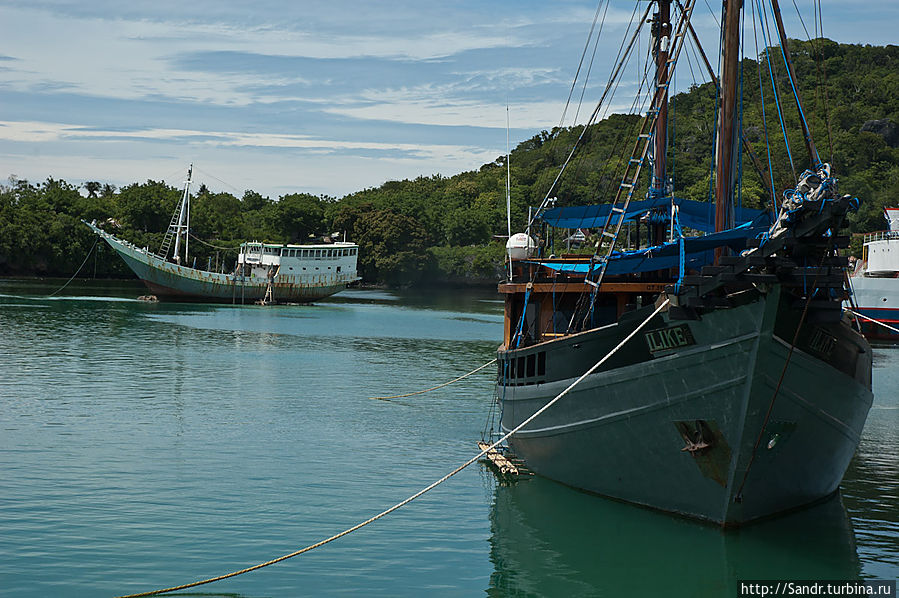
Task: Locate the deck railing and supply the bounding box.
[863,231,899,244]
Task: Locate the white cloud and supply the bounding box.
[0,119,502,196]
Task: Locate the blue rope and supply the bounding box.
[514,287,532,349]
[751,0,778,208]
[757,0,795,177]
[768,0,820,167]
[674,208,686,293]
[706,83,720,229]
[671,60,677,202]
[552,280,558,334]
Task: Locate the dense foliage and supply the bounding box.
[2,39,898,285]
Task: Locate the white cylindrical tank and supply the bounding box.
[506,233,536,260]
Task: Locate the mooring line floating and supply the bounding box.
[48,237,100,297]
[368,358,497,401]
[114,300,669,598]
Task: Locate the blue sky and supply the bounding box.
[1,0,896,198]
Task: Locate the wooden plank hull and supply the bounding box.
[497,288,873,526]
[87,222,352,303]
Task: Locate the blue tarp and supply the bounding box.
[531,216,771,276]
[539,198,771,233]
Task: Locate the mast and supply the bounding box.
[714,0,742,244]
[769,0,819,168]
[651,0,672,244]
[172,164,193,265]
[506,105,513,280]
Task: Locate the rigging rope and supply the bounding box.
[369,359,497,401]
[115,300,670,598]
[525,2,651,230]
[47,237,100,297]
[791,0,835,164]
[751,0,779,214]
[572,0,612,126]
[559,0,608,128]
[192,166,242,193]
[187,232,240,253]
[756,0,796,181]
[768,0,819,166]
[734,242,832,502]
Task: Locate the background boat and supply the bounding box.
[86,165,360,303]
[849,208,899,340]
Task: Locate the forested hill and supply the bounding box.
[2,39,898,286]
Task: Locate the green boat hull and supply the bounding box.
[87,222,350,303]
[497,287,873,526]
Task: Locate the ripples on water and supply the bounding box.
[0,279,896,597]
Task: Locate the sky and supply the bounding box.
[1,0,896,199]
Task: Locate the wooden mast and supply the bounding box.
[652,0,672,244]
[714,0,742,259]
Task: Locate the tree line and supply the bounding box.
[2,39,897,286]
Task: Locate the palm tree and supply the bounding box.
[83,181,101,198]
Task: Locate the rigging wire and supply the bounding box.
[193,166,242,194]
[751,0,778,215]
[572,0,612,126]
[767,0,820,166]
[757,0,797,182]
[791,0,835,165]
[559,0,608,129]
[815,0,834,164]
[525,1,651,230]
[568,0,646,190]
[581,39,655,230]
[187,232,240,253]
[703,0,720,29]
[570,19,654,210]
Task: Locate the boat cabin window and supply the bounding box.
[500,350,547,385]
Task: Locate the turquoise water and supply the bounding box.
[0,279,896,597]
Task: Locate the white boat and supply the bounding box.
[85,165,360,303]
[849,208,899,339]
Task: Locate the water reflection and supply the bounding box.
[487,477,859,598]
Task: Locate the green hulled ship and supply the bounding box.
[86,165,359,303]
[491,0,873,526]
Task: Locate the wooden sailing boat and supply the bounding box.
[85,165,360,303]
[493,0,872,525]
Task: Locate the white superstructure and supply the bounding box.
[237,241,359,286]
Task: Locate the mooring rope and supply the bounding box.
[369,359,498,401]
[48,237,100,297]
[845,307,899,335]
[114,299,670,598]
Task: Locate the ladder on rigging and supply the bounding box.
[157,209,181,261]
[575,0,697,329]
